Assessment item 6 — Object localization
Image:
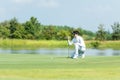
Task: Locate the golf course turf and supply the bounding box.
[0,54,120,80]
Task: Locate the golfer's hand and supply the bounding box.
[67,36,70,40]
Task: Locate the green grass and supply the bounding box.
[0,39,120,49]
[0,54,120,80]
[99,41,120,49]
[0,39,67,49]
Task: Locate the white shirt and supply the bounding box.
[68,35,86,51]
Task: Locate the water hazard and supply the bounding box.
[0,48,120,56]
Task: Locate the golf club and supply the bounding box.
[67,36,70,58]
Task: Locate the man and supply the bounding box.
[68,31,86,59]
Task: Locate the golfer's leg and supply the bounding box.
[73,44,79,58]
[81,52,85,59]
[78,49,85,59]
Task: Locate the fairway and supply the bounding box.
[0,54,120,80]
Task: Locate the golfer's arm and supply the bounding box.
[76,38,85,47]
[76,43,82,46]
[68,40,73,45]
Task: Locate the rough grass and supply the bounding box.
[99,41,120,49]
[0,54,120,80]
[0,39,120,49]
[0,39,67,49]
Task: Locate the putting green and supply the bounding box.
[0,54,120,80]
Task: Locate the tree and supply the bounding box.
[0,16,109,40]
[9,17,26,39]
[9,17,19,38]
[42,25,56,40]
[83,30,95,40]
[56,30,70,40]
[111,22,120,40]
[0,25,10,39]
[105,30,112,40]
[23,17,41,39]
[0,21,10,39]
[95,24,106,41]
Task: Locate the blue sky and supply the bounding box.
[0,0,120,32]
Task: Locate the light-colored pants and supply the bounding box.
[72,44,85,59]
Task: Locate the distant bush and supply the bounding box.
[90,41,100,48]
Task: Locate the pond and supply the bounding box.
[0,48,120,56]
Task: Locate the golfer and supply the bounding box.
[68,31,86,59]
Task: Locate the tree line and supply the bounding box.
[0,16,120,40]
[96,23,120,40]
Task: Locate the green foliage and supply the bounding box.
[1,17,120,40]
[57,30,70,40]
[9,17,19,38]
[95,24,106,41]
[23,17,41,39]
[0,17,96,40]
[90,41,100,48]
[105,31,112,40]
[111,22,120,40]
[0,20,10,39]
[42,25,56,40]
[0,25,10,39]
[83,30,95,40]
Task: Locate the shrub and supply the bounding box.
[90,41,100,48]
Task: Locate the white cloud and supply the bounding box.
[11,0,59,8]
[12,0,33,4]
[83,5,112,15]
[0,8,6,14]
[0,7,6,19]
[37,0,59,8]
